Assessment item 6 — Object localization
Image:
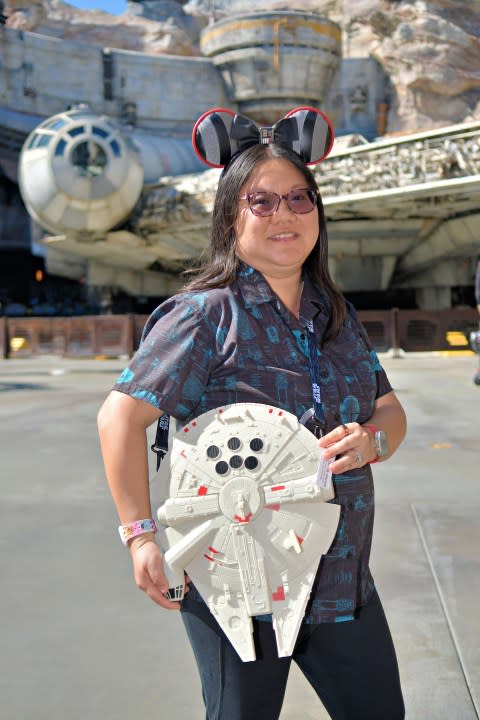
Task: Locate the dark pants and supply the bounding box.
[180,587,405,720]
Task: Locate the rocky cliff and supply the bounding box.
[3,0,480,132]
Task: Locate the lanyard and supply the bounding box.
[151,413,170,470]
[300,319,327,437]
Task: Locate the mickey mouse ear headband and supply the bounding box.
[192,106,334,168]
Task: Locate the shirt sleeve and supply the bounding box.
[113,295,216,420]
[371,348,393,399]
[347,301,393,400]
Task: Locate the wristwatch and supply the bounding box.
[363,424,388,463]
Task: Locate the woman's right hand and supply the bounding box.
[128,535,182,610]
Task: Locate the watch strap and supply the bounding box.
[363,424,380,463]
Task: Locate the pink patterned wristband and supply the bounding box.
[118,518,157,546]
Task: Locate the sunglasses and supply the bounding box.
[240,188,318,217]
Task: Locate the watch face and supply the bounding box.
[375,430,388,458]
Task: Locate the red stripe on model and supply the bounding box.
[272,586,286,601]
[234,513,252,523]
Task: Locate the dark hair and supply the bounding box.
[181,143,346,343]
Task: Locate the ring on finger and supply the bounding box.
[341,423,350,436]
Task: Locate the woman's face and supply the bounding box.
[234,158,319,281]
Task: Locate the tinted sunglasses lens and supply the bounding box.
[248,192,278,216]
[288,189,316,213]
[247,189,317,215]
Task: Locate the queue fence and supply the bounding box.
[3,315,134,359]
[1,308,478,360]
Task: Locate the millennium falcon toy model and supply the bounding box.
[154,403,340,662]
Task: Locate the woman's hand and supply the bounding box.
[318,392,407,474]
[128,535,184,610]
[318,422,376,474]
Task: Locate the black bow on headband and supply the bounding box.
[192,106,334,168]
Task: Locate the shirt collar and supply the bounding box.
[301,274,326,323]
[236,261,325,324]
[236,262,276,307]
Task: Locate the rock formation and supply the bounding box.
[342,0,480,131]
[188,0,480,133]
[3,0,201,55]
[3,0,480,132]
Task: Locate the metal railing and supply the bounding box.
[1,308,478,360]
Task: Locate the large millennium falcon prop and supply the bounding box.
[154,403,341,662]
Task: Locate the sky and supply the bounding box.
[67,0,125,14]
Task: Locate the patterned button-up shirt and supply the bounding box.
[114,263,392,624]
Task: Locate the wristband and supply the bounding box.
[118,518,157,546]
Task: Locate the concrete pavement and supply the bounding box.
[0,353,478,719]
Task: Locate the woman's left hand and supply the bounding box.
[318,422,375,474]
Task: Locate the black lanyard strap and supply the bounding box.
[151,413,170,470]
[303,319,327,437]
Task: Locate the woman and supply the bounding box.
[97,107,407,720]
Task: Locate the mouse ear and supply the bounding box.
[192,107,260,168]
[192,106,334,167]
[192,107,236,168]
[283,106,334,164]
